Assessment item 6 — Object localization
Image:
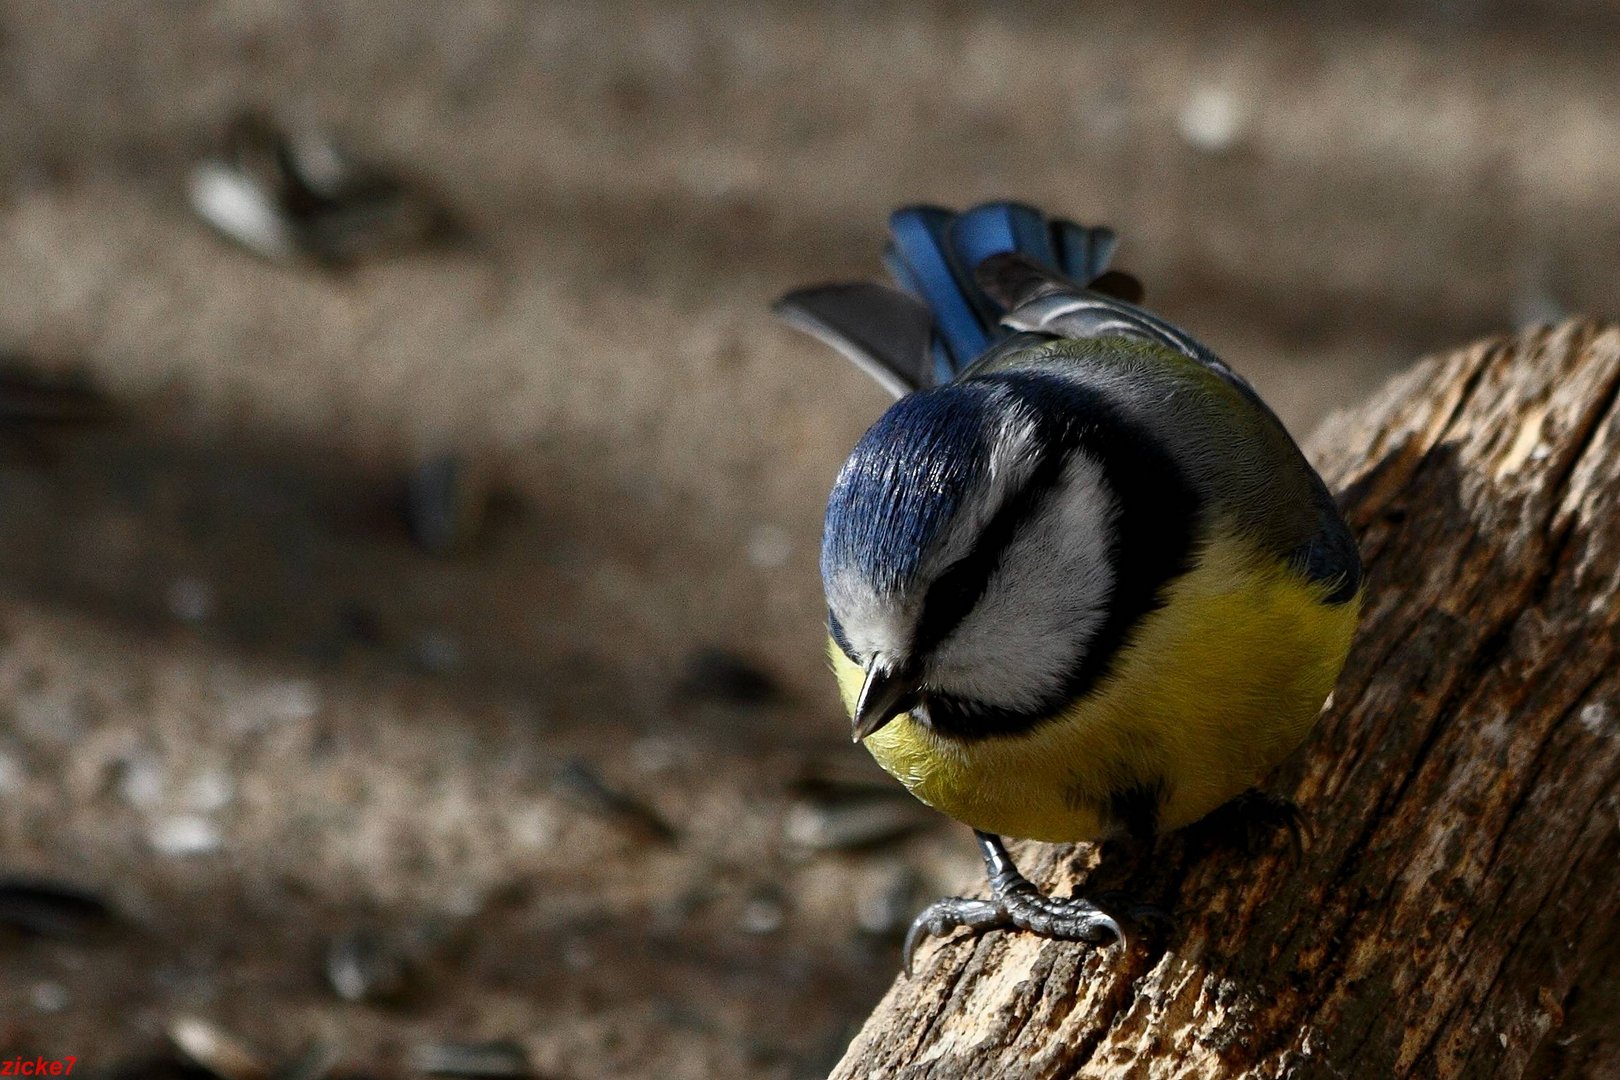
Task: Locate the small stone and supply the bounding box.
[1177,86,1246,152]
[150,815,224,857]
[220,677,322,734]
[326,927,412,1003]
[188,160,299,262]
[117,755,167,808]
[189,113,452,267]
[182,769,236,813]
[783,797,934,852]
[628,735,685,774]
[745,524,792,569]
[738,888,786,936]
[444,882,485,918]
[405,454,486,555]
[560,938,594,972]
[408,1040,531,1079]
[0,751,25,795]
[168,1016,271,1080]
[507,805,559,850]
[0,877,115,939]
[553,759,676,846]
[264,679,322,723]
[167,578,215,623]
[14,692,89,743]
[410,631,463,675]
[30,981,70,1012]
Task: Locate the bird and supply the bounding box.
[773,201,1362,974]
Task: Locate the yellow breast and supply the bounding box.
[829,528,1360,842]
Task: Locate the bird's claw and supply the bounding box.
[901,887,1123,977]
[901,897,1004,976]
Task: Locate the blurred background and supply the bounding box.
[0,1,1616,1077]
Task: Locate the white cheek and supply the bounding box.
[826,568,913,660]
[927,453,1116,710]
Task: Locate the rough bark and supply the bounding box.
[831,321,1620,1079]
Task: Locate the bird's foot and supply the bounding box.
[902,835,1133,976]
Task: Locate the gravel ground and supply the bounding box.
[0,2,1615,1077]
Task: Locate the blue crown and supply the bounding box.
[822,384,996,591]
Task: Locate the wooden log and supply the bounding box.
[830,321,1620,1079]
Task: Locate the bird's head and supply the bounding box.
[821,374,1124,741]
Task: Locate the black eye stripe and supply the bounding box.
[910,432,1072,658]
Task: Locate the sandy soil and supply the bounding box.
[1,2,1616,1077]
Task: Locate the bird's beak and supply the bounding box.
[853,657,919,743]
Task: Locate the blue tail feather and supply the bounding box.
[885,207,991,370]
[879,234,958,383]
[947,204,1045,323]
[949,203,1058,294]
[1053,220,1118,284]
[883,202,1116,382]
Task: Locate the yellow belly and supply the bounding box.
[830,530,1360,842]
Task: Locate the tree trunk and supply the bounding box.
[830,321,1620,1079]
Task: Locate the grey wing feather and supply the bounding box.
[772,283,934,399]
[978,253,1261,405]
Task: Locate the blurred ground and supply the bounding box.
[0,2,1617,1077]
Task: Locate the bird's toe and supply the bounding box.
[901,896,1007,977]
[1000,891,1123,946]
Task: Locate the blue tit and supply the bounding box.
[775,202,1361,972]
